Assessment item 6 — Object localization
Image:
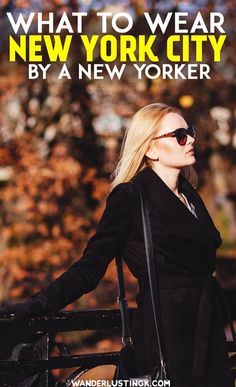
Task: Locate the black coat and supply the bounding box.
[44,166,234,387]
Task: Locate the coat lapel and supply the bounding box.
[179,172,222,248]
[133,167,222,249]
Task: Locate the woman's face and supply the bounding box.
[146,112,196,169]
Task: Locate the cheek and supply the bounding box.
[159,141,184,161]
[158,141,191,166]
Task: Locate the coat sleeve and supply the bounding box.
[42,183,133,312]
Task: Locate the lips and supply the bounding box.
[186,149,194,154]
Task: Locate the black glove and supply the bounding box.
[0,292,50,319]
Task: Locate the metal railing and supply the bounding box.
[0,307,235,386]
[0,309,132,386]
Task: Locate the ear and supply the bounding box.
[145,145,159,161]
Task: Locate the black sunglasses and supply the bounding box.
[153,125,196,146]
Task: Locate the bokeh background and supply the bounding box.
[0,0,236,382]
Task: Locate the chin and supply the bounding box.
[182,160,196,168]
[186,155,196,166]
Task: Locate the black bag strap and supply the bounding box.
[115,184,168,377]
[115,255,133,347]
[138,186,167,377]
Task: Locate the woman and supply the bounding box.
[0,103,234,387]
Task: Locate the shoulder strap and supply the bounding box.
[115,255,133,348]
[138,186,168,377]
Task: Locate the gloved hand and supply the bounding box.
[0,270,81,319]
[0,292,50,319]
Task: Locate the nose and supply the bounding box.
[187,133,195,145]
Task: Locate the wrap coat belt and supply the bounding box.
[141,274,227,379]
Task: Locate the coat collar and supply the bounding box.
[132,167,222,249]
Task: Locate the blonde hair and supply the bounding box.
[111,103,197,189]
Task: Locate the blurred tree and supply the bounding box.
[0,1,141,307]
[0,0,236,309]
[0,133,110,303]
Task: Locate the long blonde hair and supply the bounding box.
[111,103,197,189]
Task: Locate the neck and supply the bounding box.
[150,164,181,196]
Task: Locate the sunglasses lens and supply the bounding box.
[187,125,196,138]
[176,129,187,145]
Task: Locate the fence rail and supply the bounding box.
[0,308,235,386]
[0,309,127,333]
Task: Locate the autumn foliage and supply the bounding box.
[0,132,112,305]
